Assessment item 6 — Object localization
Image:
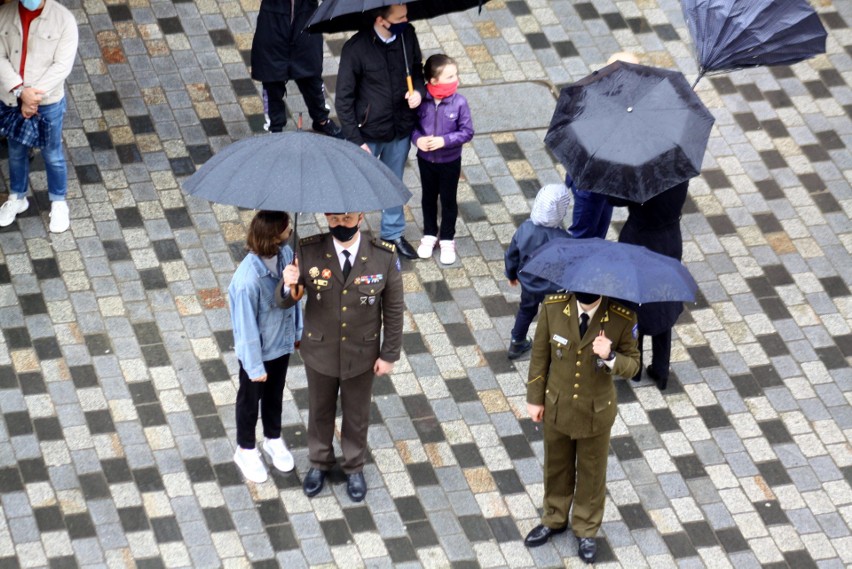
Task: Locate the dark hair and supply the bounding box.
[246,210,290,257]
[424,54,456,82]
[365,6,394,26]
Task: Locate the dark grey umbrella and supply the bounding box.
[545,61,715,204]
[181,131,411,213]
[306,0,489,34]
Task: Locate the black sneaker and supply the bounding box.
[507,338,531,359]
[313,119,343,139]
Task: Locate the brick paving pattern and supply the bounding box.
[0,0,851,567]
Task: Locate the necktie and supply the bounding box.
[342,250,352,281]
[579,313,589,338]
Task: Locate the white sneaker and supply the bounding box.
[263,113,271,132]
[417,235,437,259]
[234,447,268,483]
[0,194,28,227]
[49,201,70,233]
[439,240,456,265]
[262,438,295,473]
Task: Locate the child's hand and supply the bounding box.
[429,136,446,150]
[416,137,432,152]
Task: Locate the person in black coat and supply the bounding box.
[334,5,425,259]
[610,180,688,389]
[250,0,341,137]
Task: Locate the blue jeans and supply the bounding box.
[8,98,67,201]
[569,187,612,239]
[367,137,410,241]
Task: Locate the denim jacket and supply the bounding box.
[228,244,302,379]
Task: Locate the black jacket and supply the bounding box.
[335,26,425,145]
[251,0,322,83]
[610,181,689,336]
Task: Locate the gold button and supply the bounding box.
[572,394,578,399]
[545,389,549,393]
[307,332,312,337]
[343,290,348,295]
[574,383,579,389]
[608,401,611,406]
[342,336,346,341]
[575,372,580,378]
[341,323,347,328]
[576,361,581,366]
[342,307,347,311]
[370,289,375,293]
[576,350,582,355]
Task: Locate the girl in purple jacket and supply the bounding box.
[412,54,475,265]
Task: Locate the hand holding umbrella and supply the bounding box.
[282,257,303,301]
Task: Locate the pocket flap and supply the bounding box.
[593,395,613,413]
[545,388,559,405]
[305,330,323,342]
[363,332,378,342]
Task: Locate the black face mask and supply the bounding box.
[329,223,359,242]
[574,291,601,305]
[386,21,408,36]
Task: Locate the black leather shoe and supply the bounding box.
[302,468,327,497]
[507,338,531,360]
[523,524,568,548]
[391,237,418,260]
[646,366,668,390]
[630,368,642,382]
[346,472,367,502]
[578,537,597,564]
[313,118,343,139]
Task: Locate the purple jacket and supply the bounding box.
[411,92,474,163]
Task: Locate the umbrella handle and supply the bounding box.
[291,284,304,301]
[406,75,414,96]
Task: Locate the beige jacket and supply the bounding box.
[0,0,77,106]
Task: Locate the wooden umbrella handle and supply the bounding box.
[290,283,304,301]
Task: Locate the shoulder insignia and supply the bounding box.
[610,302,633,319]
[373,238,396,253]
[543,294,568,305]
[299,234,322,246]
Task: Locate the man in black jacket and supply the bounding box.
[334,4,424,259]
[251,0,341,137]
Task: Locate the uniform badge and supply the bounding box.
[309,266,320,278]
[360,296,368,305]
[632,323,638,339]
[368,296,376,305]
[552,334,568,346]
[321,268,332,279]
[314,279,328,286]
[354,277,361,285]
[316,292,321,301]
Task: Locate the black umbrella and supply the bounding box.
[181,131,411,213]
[682,0,827,86]
[544,61,715,204]
[521,238,698,304]
[306,0,489,34]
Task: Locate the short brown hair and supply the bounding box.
[424,54,456,82]
[246,210,289,257]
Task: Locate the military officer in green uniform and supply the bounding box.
[523,291,640,564]
[278,212,404,502]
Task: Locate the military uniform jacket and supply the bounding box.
[527,294,640,439]
[277,233,404,380]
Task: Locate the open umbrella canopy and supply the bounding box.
[181,131,411,213]
[545,61,715,204]
[682,0,827,81]
[307,0,488,34]
[520,238,698,304]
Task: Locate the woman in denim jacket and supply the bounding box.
[228,211,303,483]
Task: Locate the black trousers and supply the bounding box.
[511,288,545,342]
[418,156,461,241]
[263,76,329,133]
[636,331,671,379]
[235,353,291,449]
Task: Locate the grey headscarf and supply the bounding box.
[530,183,571,228]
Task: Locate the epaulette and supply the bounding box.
[373,238,396,253]
[300,234,322,246]
[543,293,569,304]
[610,302,633,319]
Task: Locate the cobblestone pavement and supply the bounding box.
[0,0,851,567]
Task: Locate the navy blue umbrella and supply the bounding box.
[520,238,698,304]
[682,0,827,85]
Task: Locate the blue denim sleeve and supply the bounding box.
[231,284,265,379]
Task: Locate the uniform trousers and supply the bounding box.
[636,330,672,379]
[306,366,374,473]
[542,421,611,537]
[235,354,290,449]
[418,156,460,241]
[263,76,329,133]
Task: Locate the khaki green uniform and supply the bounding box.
[277,232,404,473]
[527,293,640,536]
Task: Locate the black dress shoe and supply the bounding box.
[302,468,327,497]
[646,365,668,390]
[578,537,597,564]
[523,524,568,548]
[346,472,367,502]
[313,118,343,139]
[507,338,531,360]
[391,237,418,260]
[630,368,642,382]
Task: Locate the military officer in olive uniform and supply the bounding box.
[278,212,404,502]
[524,291,640,564]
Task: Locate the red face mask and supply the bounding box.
[426,80,458,100]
